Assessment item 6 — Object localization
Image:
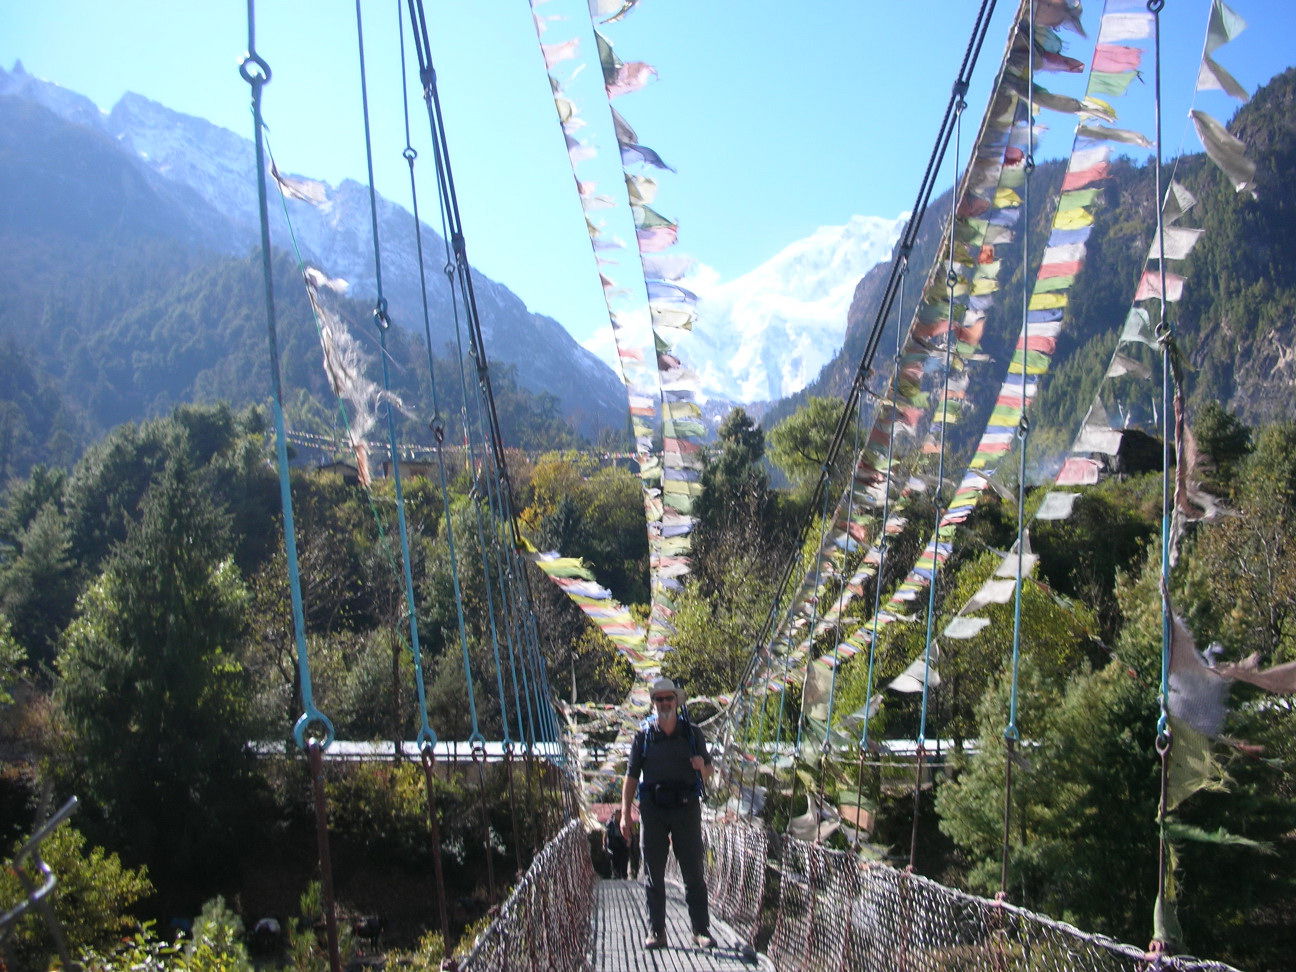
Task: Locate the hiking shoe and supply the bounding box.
[644,931,666,949]
[694,932,715,949]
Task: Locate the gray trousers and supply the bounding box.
[640,800,709,935]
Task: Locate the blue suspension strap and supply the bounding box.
[1001,0,1037,897]
[353,0,441,755]
[911,83,968,872]
[263,138,419,759]
[240,6,340,971]
[240,6,332,757]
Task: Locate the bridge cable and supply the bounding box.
[403,0,570,836]
[792,489,834,759]
[1147,0,1175,945]
[392,0,532,869]
[240,9,342,970]
[814,393,866,832]
[909,86,967,873]
[360,0,511,903]
[388,0,472,932]
[808,486,840,826]
[1000,0,1036,897]
[405,0,562,766]
[851,260,908,848]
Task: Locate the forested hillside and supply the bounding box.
[779,68,1296,463]
[0,402,639,966]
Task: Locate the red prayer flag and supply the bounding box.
[1057,457,1102,486]
[1092,44,1143,74]
[1038,260,1083,279]
[1135,269,1185,302]
[1017,334,1058,354]
[1062,161,1110,190]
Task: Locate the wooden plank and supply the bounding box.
[591,878,774,971]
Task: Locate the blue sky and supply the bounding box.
[3,1,1291,350]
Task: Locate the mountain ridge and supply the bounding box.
[0,61,629,439]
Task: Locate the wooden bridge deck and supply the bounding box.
[590,878,773,972]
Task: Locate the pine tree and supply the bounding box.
[56,454,256,885]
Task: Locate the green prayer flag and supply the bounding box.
[1088,70,1138,97]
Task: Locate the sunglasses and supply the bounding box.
[652,695,676,704]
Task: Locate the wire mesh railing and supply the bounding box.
[704,814,769,950]
[456,817,594,972]
[458,813,1243,972]
[765,835,1242,972]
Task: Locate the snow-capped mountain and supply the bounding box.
[0,62,627,438]
[677,214,907,405]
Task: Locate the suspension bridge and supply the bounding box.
[3,0,1281,968]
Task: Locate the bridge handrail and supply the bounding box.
[764,833,1243,972]
[455,817,593,971]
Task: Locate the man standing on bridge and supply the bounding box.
[620,676,715,950]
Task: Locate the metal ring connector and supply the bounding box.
[403,147,417,162]
[239,53,272,86]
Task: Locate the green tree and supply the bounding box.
[186,895,252,970]
[537,494,585,554]
[768,396,844,488]
[0,613,25,706]
[0,823,153,967]
[937,651,1160,940]
[56,456,257,888]
[570,464,649,606]
[662,562,772,703]
[0,499,79,666]
[1180,424,1296,660]
[1191,402,1252,499]
[1031,479,1157,642]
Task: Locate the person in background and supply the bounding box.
[606,807,630,878]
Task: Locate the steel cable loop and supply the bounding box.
[306,739,343,972]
